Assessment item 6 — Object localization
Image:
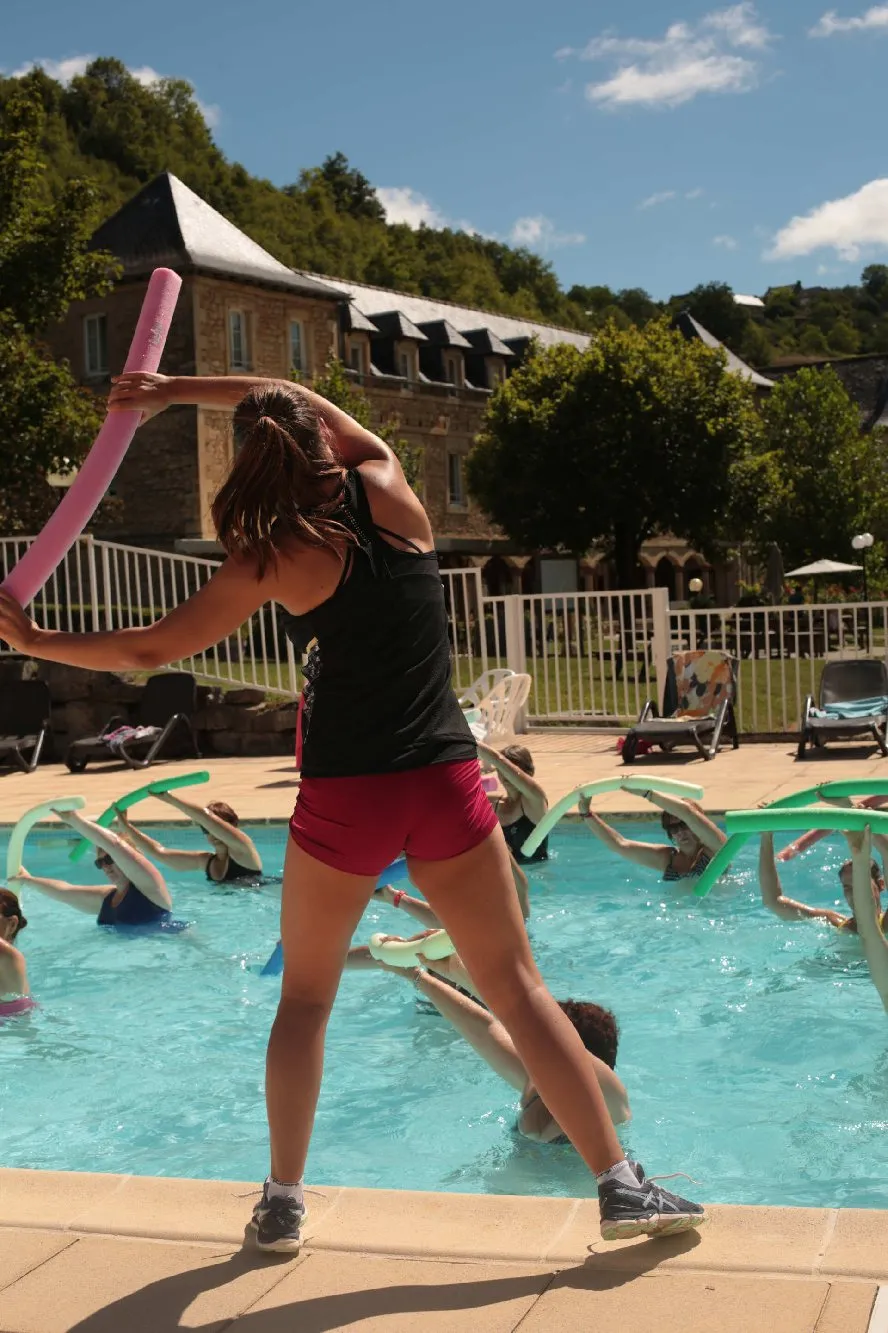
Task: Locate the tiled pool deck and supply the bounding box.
[2,734,886,1330]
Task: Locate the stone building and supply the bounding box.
[48,171,747,600]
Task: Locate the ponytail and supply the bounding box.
[212,384,356,576]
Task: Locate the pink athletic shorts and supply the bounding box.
[289,759,499,876]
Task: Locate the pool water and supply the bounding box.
[1,819,886,1209]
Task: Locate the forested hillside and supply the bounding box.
[3,57,887,362]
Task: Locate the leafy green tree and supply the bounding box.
[315,152,386,222]
[671,281,749,349]
[829,319,861,355]
[309,356,423,494]
[0,82,115,532]
[757,368,888,568]
[467,320,767,586]
[799,325,829,355]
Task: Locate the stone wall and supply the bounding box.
[0,661,297,761]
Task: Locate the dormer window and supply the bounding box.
[398,347,415,381]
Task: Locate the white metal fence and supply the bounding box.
[3,534,887,732]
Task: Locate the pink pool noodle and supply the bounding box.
[1,268,182,605]
[777,793,888,861]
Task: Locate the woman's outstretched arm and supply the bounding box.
[579,799,671,872]
[641,792,726,854]
[8,870,107,916]
[56,812,172,911]
[758,834,844,924]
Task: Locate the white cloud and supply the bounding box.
[639,189,677,209]
[685,186,705,199]
[768,178,888,261]
[509,215,586,249]
[810,5,888,36]
[713,233,738,249]
[559,4,775,109]
[376,187,449,230]
[9,54,221,126]
[11,54,94,81]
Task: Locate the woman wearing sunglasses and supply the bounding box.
[579,790,725,883]
[10,810,176,929]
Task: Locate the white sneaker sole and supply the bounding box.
[600,1211,706,1241]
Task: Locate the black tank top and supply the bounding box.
[282,469,476,779]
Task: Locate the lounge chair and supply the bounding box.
[621,650,739,763]
[65,672,201,772]
[468,673,532,746]
[0,680,52,773]
[457,668,515,710]
[798,660,888,758]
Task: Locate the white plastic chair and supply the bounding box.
[458,668,515,710]
[470,673,532,746]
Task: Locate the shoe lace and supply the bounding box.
[644,1171,701,1188]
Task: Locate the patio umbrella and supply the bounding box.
[785,559,862,577]
[784,558,863,604]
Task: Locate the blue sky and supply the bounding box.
[5,0,888,299]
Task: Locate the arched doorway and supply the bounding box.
[654,556,677,600]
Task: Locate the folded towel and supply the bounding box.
[811,696,888,720]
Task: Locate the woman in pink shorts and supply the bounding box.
[0,370,703,1249]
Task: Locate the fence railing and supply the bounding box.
[4,534,886,732]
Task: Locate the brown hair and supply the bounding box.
[208,801,239,828]
[501,744,535,776]
[557,1000,619,1068]
[839,858,883,887]
[0,889,27,939]
[211,384,355,575]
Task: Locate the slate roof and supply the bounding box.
[462,328,515,357]
[91,173,344,300]
[299,273,591,351]
[368,310,429,341]
[416,319,473,350]
[674,311,774,389]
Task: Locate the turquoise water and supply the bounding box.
[1,819,886,1208]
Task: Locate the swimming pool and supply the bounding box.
[1,819,885,1209]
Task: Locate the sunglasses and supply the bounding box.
[94,854,113,870]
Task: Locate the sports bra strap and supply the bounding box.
[374,523,424,555]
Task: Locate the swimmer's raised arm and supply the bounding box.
[8,870,107,916]
[374,884,440,930]
[578,798,671,872]
[152,793,262,872]
[114,810,208,873]
[758,834,844,925]
[108,373,392,469]
[641,792,726,855]
[478,742,547,823]
[847,829,888,1012]
[56,812,171,912]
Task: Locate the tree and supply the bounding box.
[0,82,115,532]
[829,318,861,355]
[309,356,423,494]
[466,319,766,586]
[757,368,888,569]
[671,281,749,350]
[315,152,386,222]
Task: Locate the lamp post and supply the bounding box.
[851,532,874,602]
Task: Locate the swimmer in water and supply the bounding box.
[580,789,726,883]
[10,810,174,929]
[844,827,888,1011]
[758,832,888,934]
[114,796,263,884]
[374,952,630,1137]
[0,889,32,1015]
[480,742,549,865]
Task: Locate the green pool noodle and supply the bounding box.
[520,775,704,858]
[726,805,888,837]
[819,778,888,800]
[693,782,879,900]
[69,770,210,862]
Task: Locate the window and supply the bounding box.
[487,360,506,388]
[289,319,305,374]
[84,314,108,376]
[349,340,365,374]
[228,310,251,370]
[445,355,459,385]
[448,452,466,508]
[398,348,413,381]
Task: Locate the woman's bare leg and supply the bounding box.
[267,839,376,1181]
[407,828,624,1174]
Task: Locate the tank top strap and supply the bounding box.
[340,470,387,578]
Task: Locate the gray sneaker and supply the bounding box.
[249,1184,306,1253]
[598,1162,706,1240]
